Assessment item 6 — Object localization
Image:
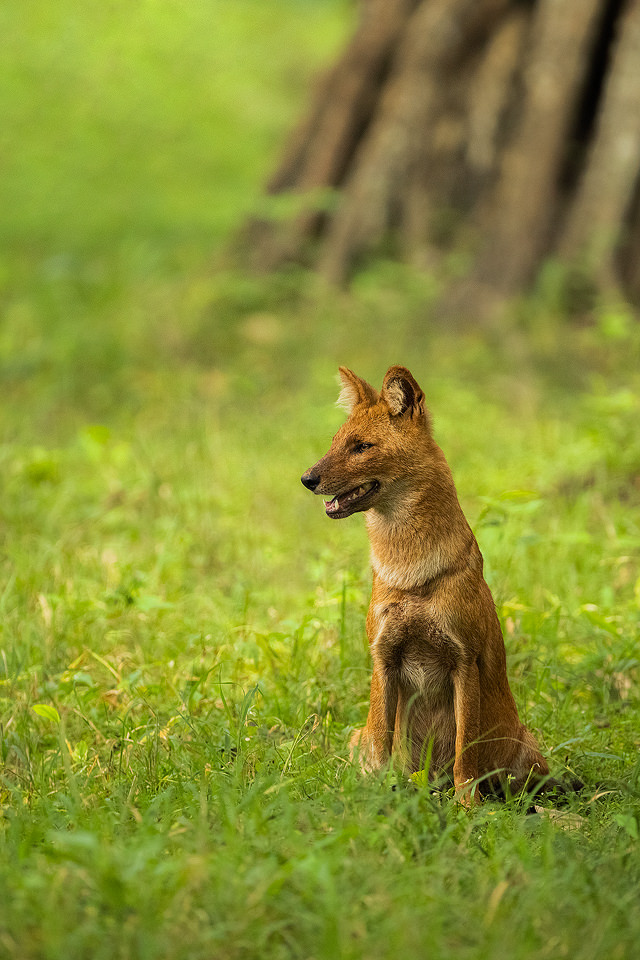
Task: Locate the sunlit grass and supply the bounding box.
[2,260,640,956]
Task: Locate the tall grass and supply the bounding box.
[1,2,640,958]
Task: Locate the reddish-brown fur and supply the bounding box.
[301,365,549,803]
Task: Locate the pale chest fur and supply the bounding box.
[367,596,463,697]
[365,494,474,592]
[366,510,442,590]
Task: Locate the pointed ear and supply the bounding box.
[380,366,428,421]
[336,367,378,413]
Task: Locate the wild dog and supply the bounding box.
[301,365,550,804]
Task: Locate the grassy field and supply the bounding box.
[2,2,640,958]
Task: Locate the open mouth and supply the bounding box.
[325,481,380,519]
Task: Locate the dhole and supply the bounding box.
[301,365,550,803]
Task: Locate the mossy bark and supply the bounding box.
[245,0,640,308]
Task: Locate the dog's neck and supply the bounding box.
[365,467,475,592]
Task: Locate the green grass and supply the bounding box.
[2,2,640,958]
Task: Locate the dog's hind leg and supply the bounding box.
[452,660,481,804]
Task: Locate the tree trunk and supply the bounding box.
[244,0,640,309]
[560,1,640,288]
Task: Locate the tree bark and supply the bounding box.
[560,0,640,291]
[320,0,511,284]
[471,0,605,294]
[247,0,419,270]
[244,0,640,309]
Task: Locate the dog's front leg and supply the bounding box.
[452,659,481,805]
[350,662,399,771]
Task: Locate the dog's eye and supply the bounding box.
[353,442,374,454]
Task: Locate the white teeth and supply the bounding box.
[325,482,376,512]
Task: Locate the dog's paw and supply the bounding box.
[454,778,480,809]
[349,728,380,773]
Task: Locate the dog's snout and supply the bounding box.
[301,471,320,492]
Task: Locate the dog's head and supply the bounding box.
[301,365,432,519]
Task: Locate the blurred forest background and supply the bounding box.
[1,2,640,959]
[248,0,640,311]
